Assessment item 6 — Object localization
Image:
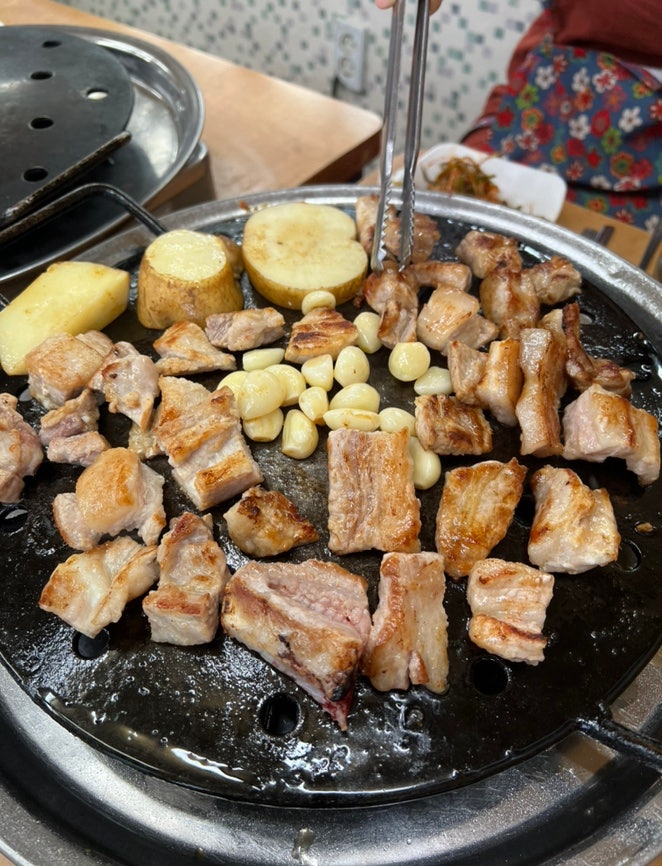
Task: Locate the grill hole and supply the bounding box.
[86,87,109,101]
[30,70,53,80]
[73,629,110,660]
[617,538,642,572]
[30,116,54,129]
[0,505,28,534]
[470,656,510,696]
[514,491,535,528]
[23,167,48,183]
[259,692,300,735]
[42,40,62,48]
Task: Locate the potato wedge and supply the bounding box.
[0,260,129,376]
[242,202,368,310]
[137,229,243,329]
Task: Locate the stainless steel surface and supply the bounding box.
[0,185,661,864]
[0,24,204,290]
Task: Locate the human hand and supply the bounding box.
[375,0,442,11]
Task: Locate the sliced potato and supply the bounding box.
[0,260,129,376]
[241,202,368,310]
[137,229,243,329]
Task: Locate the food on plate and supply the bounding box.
[456,229,522,279]
[435,458,527,580]
[205,307,286,351]
[153,321,237,376]
[88,341,160,432]
[326,427,421,555]
[515,327,567,457]
[528,466,620,574]
[425,156,502,203]
[137,229,243,330]
[414,394,493,455]
[283,307,359,363]
[362,552,449,693]
[26,330,113,410]
[354,194,440,264]
[221,559,371,730]
[152,377,263,509]
[39,537,158,639]
[562,383,660,486]
[0,261,129,377]
[241,202,368,310]
[0,392,43,503]
[467,558,555,665]
[143,512,230,645]
[52,447,166,550]
[223,485,318,557]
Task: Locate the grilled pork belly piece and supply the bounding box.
[528,466,620,574]
[327,427,421,554]
[205,307,286,351]
[223,485,318,557]
[479,263,540,339]
[39,536,158,638]
[515,327,567,457]
[467,558,554,665]
[562,383,660,486]
[153,378,263,509]
[417,286,498,354]
[284,307,359,364]
[143,512,230,645]
[410,260,473,293]
[525,256,582,305]
[363,261,419,347]
[52,447,166,550]
[362,552,449,694]
[455,229,522,278]
[0,393,43,503]
[447,340,486,405]
[446,339,522,426]
[26,331,113,410]
[435,458,527,579]
[414,394,493,455]
[88,341,160,432]
[39,389,99,446]
[221,559,371,730]
[46,431,110,467]
[153,321,236,376]
[354,194,440,264]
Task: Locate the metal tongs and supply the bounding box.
[371,0,431,274]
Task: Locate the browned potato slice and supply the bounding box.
[241,202,368,310]
[137,229,243,329]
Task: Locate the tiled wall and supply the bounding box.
[62,0,539,152]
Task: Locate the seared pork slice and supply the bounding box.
[362,552,449,694]
[354,194,440,264]
[475,338,523,427]
[223,485,318,557]
[154,321,236,376]
[528,466,620,574]
[26,331,112,410]
[479,263,540,339]
[39,389,100,446]
[417,287,498,354]
[410,260,472,293]
[447,340,487,405]
[327,427,421,554]
[525,255,582,305]
[515,327,567,457]
[47,431,110,467]
[53,447,166,550]
[88,341,160,432]
[205,307,286,351]
[455,229,522,278]
[153,378,263,509]
[221,559,371,730]
[0,392,44,503]
[355,194,391,256]
[562,383,660,486]
[143,512,230,645]
[363,262,419,347]
[414,394,493,456]
[284,308,359,363]
[561,302,634,396]
[39,537,158,638]
[435,458,527,579]
[467,558,554,665]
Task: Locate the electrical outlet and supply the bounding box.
[333,18,367,94]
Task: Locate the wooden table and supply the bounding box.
[0,0,382,203]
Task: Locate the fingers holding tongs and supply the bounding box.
[371,0,431,274]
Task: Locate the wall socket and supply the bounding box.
[333,18,367,94]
